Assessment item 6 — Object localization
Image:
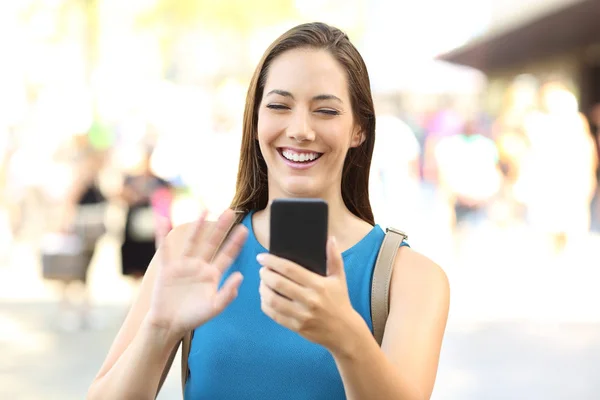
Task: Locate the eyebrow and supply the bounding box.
[266,90,343,103]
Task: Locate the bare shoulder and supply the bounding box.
[391,246,450,305]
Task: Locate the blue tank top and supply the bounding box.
[184,211,408,399]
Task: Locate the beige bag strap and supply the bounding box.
[371,227,407,346]
[156,338,181,397]
[180,331,193,392]
[155,211,245,398]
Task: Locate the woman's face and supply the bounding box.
[257,48,363,200]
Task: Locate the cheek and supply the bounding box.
[257,114,284,167]
[257,112,284,144]
[317,122,354,152]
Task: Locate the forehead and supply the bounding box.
[264,48,349,100]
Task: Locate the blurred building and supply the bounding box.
[360,0,488,97]
[439,0,600,116]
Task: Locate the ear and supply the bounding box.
[350,126,366,148]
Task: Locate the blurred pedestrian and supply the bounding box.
[492,75,538,223]
[370,112,421,232]
[119,149,172,281]
[41,134,108,330]
[435,118,502,231]
[517,82,598,252]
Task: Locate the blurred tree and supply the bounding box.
[136,0,297,33]
[134,0,298,82]
[82,0,99,86]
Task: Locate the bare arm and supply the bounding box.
[87,209,248,400]
[332,247,450,400]
[86,225,192,400]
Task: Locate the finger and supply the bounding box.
[158,222,171,269]
[256,253,315,287]
[211,225,249,273]
[212,271,244,316]
[199,209,237,262]
[259,267,306,301]
[155,216,170,249]
[326,236,345,278]
[260,303,298,331]
[259,284,303,329]
[182,209,209,257]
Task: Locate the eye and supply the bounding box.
[317,109,340,116]
[266,104,290,111]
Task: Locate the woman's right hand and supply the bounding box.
[146,209,248,341]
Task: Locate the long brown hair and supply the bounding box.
[230,22,376,225]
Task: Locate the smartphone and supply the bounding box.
[269,198,328,276]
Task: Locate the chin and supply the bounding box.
[279,178,323,198]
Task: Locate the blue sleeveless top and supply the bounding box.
[184,211,408,399]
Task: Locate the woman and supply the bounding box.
[88,22,449,400]
[491,76,537,224]
[519,82,597,253]
[435,119,502,231]
[42,134,107,330]
[120,149,172,280]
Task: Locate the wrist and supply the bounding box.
[329,310,371,361]
[141,316,183,350]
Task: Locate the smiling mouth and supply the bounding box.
[277,148,324,163]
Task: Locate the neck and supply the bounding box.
[250,182,374,254]
[256,182,371,240]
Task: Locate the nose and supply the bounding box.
[286,109,315,142]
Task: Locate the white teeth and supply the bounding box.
[282,150,320,162]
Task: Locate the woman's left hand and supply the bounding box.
[257,237,362,354]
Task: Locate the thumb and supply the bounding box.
[326,236,345,278]
[212,272,244,316]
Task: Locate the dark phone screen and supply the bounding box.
[269,199,328,276]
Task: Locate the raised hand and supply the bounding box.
[146,209,248,340]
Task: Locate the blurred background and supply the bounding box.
[1,0,599,399]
